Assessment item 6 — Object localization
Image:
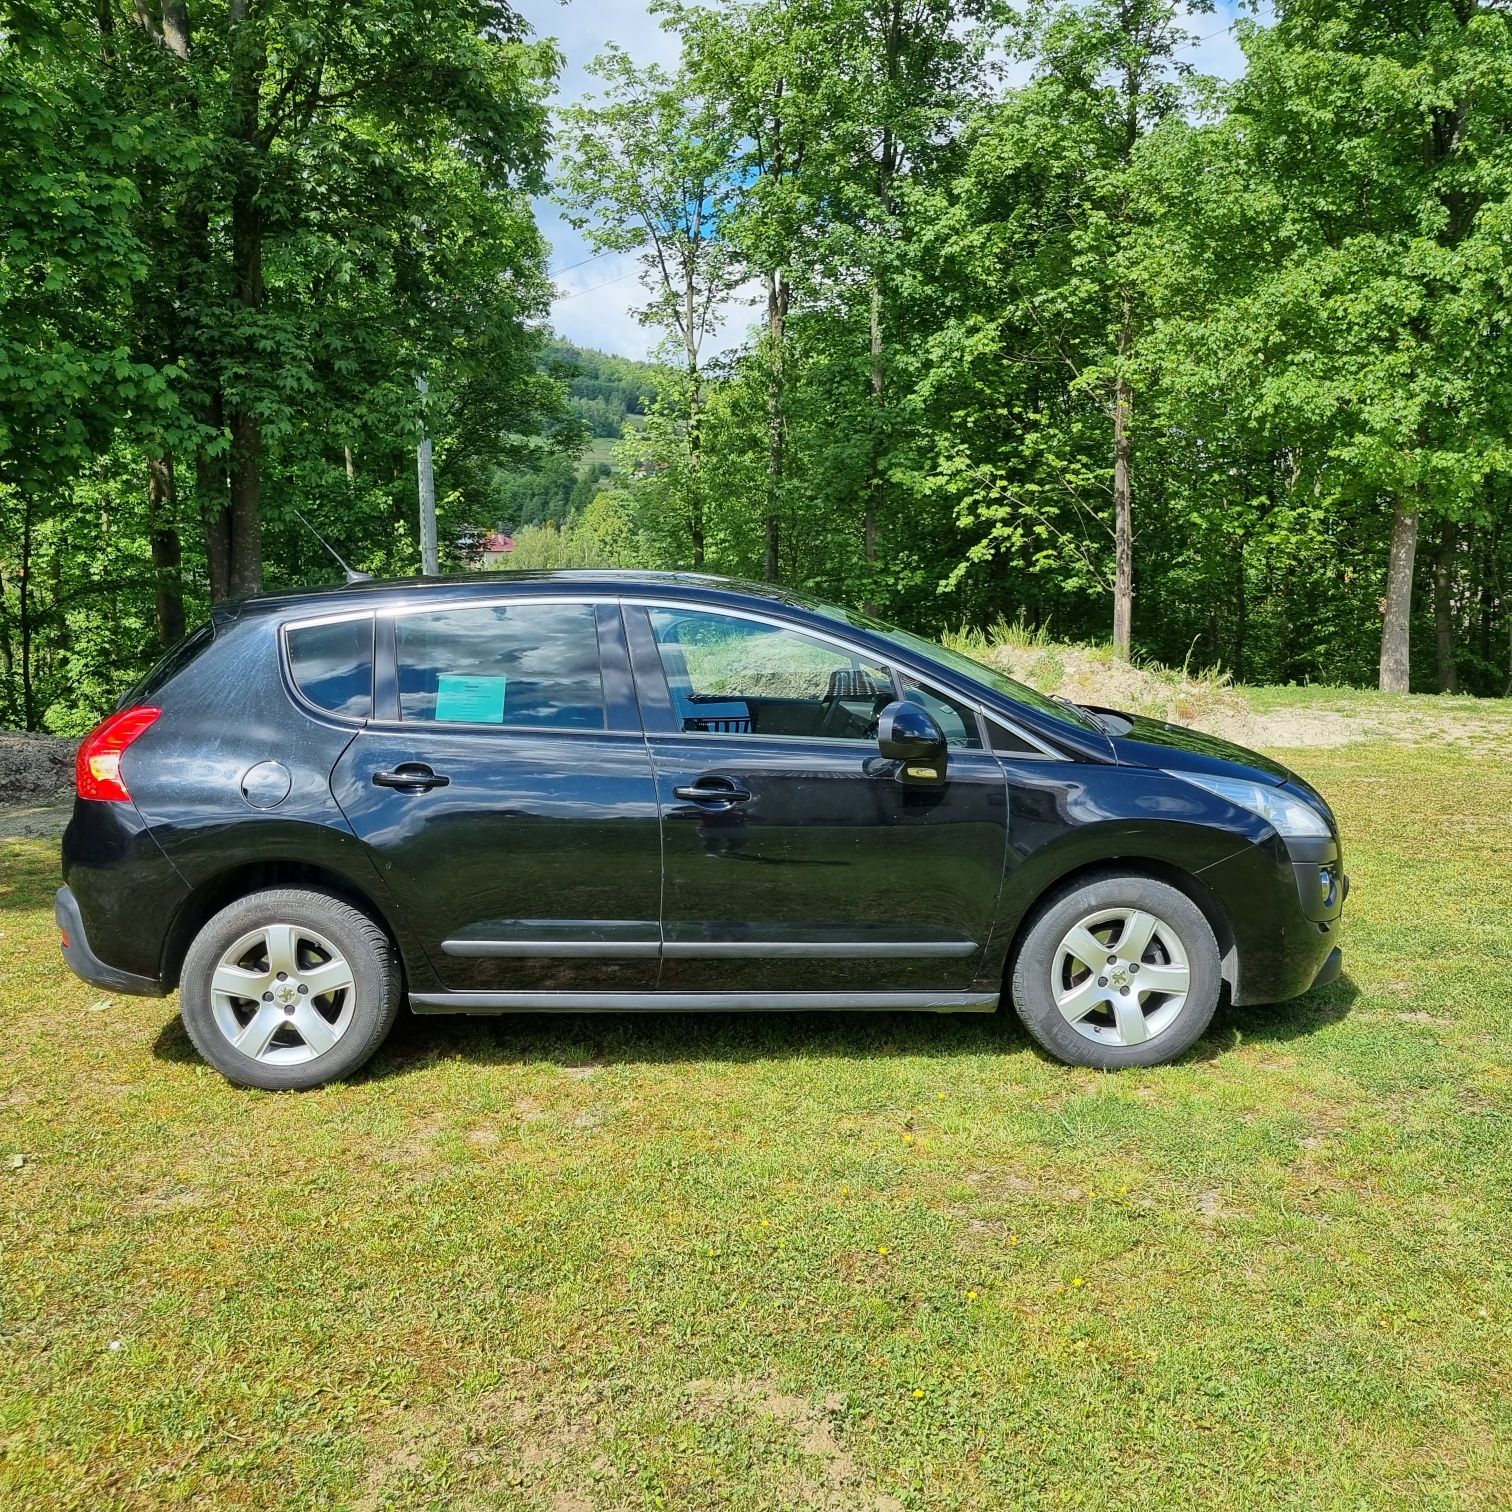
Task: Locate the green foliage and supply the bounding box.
[4,0,1512,731]
[0,0,568,728]
[573,0,1511,696]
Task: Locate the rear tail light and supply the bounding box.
[76,706,161,802]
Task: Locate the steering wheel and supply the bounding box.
[817,667,887,741]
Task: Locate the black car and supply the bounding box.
[56,571,1345,1089]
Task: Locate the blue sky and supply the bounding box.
[514,0,1263,360]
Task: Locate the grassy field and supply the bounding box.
[3,695,1511,1509]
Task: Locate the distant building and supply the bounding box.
[477,531,515,569]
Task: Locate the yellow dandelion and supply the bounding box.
[902,1133,915,1145]
[878,1245,890,1256]
[760,1218,770,1228]
[1071,1276,1085,1289]
[706,1247,716,1257]
[839,1185,850,1196]
[912,1388,925,1399]
[1087,1189,1097,1200]
[966,1289,979,1301]
[777,1239,786,1249]
[1008,1234,1019,1247]
[1118,1184,1129,1195]
[937,1092,946,1100]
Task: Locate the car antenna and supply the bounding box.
[290,507,372,583]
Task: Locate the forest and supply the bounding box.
[2,0,1510,734]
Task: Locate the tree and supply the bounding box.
[1228,0,1512,691]
[558,46,742,568]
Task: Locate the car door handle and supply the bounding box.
[373,763,451,793]
[674,779,752,805]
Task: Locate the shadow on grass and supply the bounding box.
[148,973,1359,1079]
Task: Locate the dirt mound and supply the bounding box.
[0,731,78,806]
[977,642,1253,737]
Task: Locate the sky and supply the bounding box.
[513,0,1264,362]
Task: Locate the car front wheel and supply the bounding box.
[179,887,401,1090]
[1010,873,1222,1068]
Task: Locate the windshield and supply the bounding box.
[787,591,1103,733]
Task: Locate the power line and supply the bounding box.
[554,268,639,302]
[548,246,618,276]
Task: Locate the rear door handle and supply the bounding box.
[674,778,752,805]
[373,763,451,793]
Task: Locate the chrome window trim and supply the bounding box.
[278,590,1067,759]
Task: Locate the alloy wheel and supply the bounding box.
[1050,906,1192,1048]
[209,922,357,1065]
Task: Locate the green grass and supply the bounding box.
[3,731,1511,1508]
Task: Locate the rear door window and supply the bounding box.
[286,616,374,719]
[396,602,606,729]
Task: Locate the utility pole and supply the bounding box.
[416,374,439,576]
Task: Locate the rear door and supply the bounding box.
[624,603,1009,995]
[331,597,662,992]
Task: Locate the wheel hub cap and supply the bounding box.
[209,922,357,1065]
[1050,906,1191,1048]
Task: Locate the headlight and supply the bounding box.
[1165,770,1331,839]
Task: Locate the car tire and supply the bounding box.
[1010,872,1221,1069]
[179,887,401,1090]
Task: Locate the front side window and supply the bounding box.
[900,676,983,750]
[648,608,893,741]
[286,617,374,719]
[397,602,605,729]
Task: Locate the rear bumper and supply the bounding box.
[55,886,166,998]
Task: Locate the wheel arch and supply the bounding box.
[159,858,411,991]
[999,855,1239,999]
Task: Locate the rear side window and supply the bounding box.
[397,602,605,729]
[286,616,374,719]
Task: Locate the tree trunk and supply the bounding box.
[201,411,232,602]
[862,279,883,610]
[764,269,787,583]
[147,453,186,646]
[225,1,265,595]
[19,494,36,730]
[1378,498,1419,692]
[1112,369,1134,657]
[1433,517,1458,694]
[0,558,15,725]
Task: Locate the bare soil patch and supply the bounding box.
[0,731,76,806]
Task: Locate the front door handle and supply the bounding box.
[674,778,752,806]
[373,763,451,793]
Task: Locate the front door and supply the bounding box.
[624,604,1009,995]
[332,598,661,992]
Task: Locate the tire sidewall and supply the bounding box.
[180,887,399,1091]
[1010,874,1221,1069]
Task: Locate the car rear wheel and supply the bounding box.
[1010,873,1222,1068]
[180,887,401,1090]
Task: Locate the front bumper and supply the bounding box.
[1198,835,1347,1006]
[55,886,166,998]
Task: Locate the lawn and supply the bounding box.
[2,714,1511,1509]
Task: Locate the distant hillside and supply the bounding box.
[545,338,662,438]
[486,340,662,530]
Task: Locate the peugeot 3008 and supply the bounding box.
[56,571,1346,1089]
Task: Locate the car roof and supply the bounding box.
[212,569,812,624]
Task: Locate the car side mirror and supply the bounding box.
[876,699,947,784]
